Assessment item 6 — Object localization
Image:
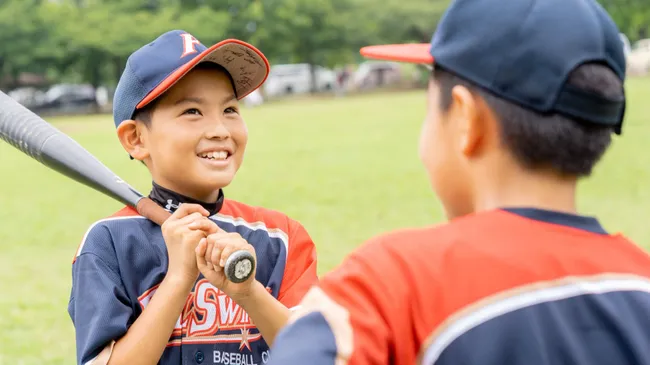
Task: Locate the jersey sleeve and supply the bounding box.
[68,224,133,365]
[277,219,318,309]
[268,237,400,365]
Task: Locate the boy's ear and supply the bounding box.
[450,85,486,158]
[116,120,149,162]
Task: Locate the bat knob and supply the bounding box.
[224,250,256,284]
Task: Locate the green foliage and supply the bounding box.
[598,0,650,42]
[0,0,646,89]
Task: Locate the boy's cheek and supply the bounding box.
[418,116,437,170]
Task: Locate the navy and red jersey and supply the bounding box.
[68,196,317,365]
[269,208,650,365]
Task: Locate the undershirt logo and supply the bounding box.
[165,199,180,212]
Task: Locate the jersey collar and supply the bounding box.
[148,181,224,216]
[502,207,607,235]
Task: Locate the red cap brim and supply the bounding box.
[360,43,434,64]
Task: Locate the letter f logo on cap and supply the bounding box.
[180,33,202,58]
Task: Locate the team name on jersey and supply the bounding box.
[138,279,263,350]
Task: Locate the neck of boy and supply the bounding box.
[148,181,224,216]
[473,166,578,215]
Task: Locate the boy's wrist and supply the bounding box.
[234,280,268,309]
[162,272,197,292]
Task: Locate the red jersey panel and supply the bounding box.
[268,208,650,365]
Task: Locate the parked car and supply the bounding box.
[8,87,46,109]
[33,83,98,115]
[352,61,402,90]
[263,63,337,98]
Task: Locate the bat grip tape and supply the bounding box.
[136,197,172,226]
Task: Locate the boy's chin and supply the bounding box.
[199,173,236,190]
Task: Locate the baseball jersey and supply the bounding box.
[268,207,650,365]
[68,186,318,365]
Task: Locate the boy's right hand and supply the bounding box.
[161,204,220,285]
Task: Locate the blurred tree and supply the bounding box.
[0,0,51,89]
[599,0,650,41]
[0,0,645,91]
[353,0,450,45]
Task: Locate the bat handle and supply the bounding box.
[135,197,256,283]
[136,197,172,225]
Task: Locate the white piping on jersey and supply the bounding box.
[75,214,291,259]
[75,215,147,258]
[421,274,650,364]
[210,213,290,256]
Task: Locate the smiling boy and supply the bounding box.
[68,30,318,365]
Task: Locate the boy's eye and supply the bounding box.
[225,107,238,114]
[183,108,202,116]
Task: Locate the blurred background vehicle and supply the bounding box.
[352,61,402,90]
[263,63,338,99]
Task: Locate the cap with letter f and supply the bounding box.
[112,30,270,128]
[360,0,627,134]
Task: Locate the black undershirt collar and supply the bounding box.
[148,181,224,216]
[502,207,608,235]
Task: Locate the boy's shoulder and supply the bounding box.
[340,208,617,270]
[72,206,150,263]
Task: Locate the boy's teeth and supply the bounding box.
[200,151,228,160]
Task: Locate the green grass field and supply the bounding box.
[1,81,649,364]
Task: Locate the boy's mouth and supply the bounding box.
[198,151,230,161]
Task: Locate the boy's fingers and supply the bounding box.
[188,218,218,233]
[175,212,205,228]
[210,241,224,268]
[172,203,210,219]
[194,238,208,261]
[204,240,215,271]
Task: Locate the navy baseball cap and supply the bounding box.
[360,0,627,134]
[113,30,270,127]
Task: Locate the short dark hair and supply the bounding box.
[432,63,623,177]
[132,62,236,126]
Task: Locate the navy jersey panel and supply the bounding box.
[268,312,337,365]
[68,201,301,365]
[433,291,650,365]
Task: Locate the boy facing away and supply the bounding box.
[267,0,650,364]
[68,30,318,365]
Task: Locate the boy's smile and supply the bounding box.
[197,144,234,168]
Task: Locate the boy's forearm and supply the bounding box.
[107,275,194,365]
[237,281,291,347]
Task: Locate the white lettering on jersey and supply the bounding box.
[213,351,259,365]
[138,279,262,348]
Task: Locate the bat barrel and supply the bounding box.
[0,90,144,208]
[0,91,59,162]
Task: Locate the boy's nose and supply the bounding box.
[205,119,231,140]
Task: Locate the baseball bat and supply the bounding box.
[0,90,255,284]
